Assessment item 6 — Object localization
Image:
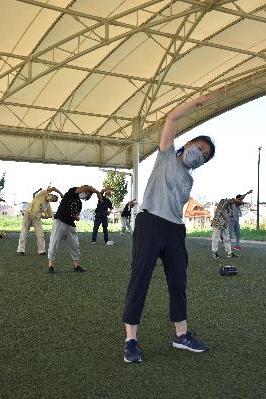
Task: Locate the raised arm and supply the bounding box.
[160,94,215,152]
[76,185,103,202]
[47,186,64,198]
[236,190,253,202]
[128,199,137,206]
[33,187,42,197]
[101,187,115,194]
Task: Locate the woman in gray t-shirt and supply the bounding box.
[122,94,216,363]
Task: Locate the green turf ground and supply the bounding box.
[0,233,265,399]
[1,216,266,240]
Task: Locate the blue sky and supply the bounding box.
[0,95,265,208]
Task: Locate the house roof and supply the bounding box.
[184,197,211,218]
[0,1,265,168]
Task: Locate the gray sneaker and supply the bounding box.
[227,253,238,258]
[212,251,221,259]
[124,339,143,363]
[173,331,208,353]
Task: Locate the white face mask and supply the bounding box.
[79,192,87,200]
[182,144,205,169]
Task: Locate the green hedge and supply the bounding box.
[0,216,121,233]
[187,226,266,241]
[1,216,265,240]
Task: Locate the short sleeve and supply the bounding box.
[153,145,176,169]
[67,187,78,197]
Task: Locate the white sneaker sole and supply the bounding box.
[173,342,206,353]
[123,356,142,363]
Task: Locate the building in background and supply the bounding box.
[0,202,16,216]
[240,204,266,226]
[184,198,211,230]
[80,209,94,221]
[0,202,30,216]
[203,201,217,219]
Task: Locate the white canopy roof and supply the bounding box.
[0,0,265,168]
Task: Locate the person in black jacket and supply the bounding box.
[92,188,114,245]
[47,185,102,273]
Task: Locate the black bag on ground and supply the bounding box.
[219,266,237,276]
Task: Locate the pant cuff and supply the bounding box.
[122,318,140,325]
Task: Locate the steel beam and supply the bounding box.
[1,7,203,100]
[138,0,214,129]
[180,0,266,23]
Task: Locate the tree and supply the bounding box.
[103,170,128,207]
[0,172,5,193]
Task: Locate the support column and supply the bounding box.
[131,118,140,229]
[132,141,139,230]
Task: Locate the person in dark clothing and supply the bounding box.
[120,199,137,235]
[229,190,252,250]
[0,197,6,239]
[92,188,114,245]
[47,185,102,273]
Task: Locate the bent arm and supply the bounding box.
[33,188,42,197]
[75,185,100,194]
[237,190,253,201]
[101,187,114,194]
[128,199,137,206]
[76,185,103,201]
[47,186,63,198]
[160,94,215,152]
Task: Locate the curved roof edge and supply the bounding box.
[0,70,265,169]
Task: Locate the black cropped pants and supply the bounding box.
[122,211,188,325]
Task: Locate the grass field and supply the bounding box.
[0,216,120,233]
[0,232,265,399]
[1,215,266,240]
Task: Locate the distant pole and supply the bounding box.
[256,147,262,229]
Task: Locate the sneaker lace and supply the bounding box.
[126,340,141,352]
[185,331,197,344]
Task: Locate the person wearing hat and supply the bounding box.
[229,190,253,250]
[48,185,102,273]
[17,187,63,255]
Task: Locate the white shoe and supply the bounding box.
[92,241,96,244]
[106,241,114,246]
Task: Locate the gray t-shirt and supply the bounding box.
[141,145,193,224]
